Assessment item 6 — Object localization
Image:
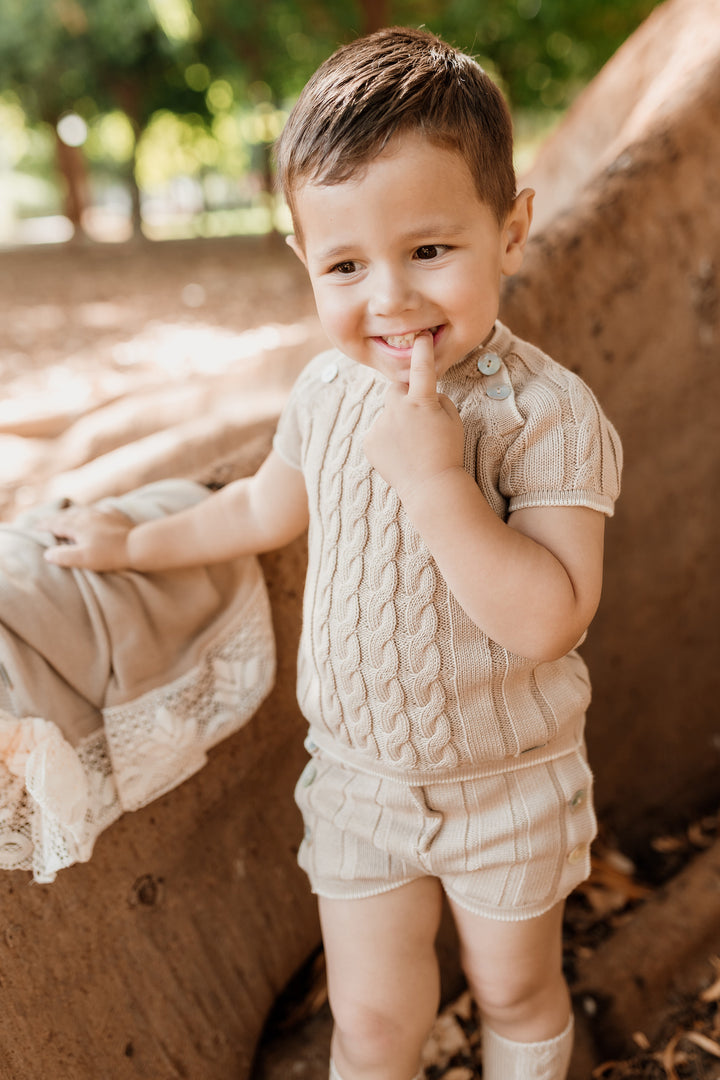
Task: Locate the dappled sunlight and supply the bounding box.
[0,315,322,437]
[110,317,317,374]
[0,237,326,521]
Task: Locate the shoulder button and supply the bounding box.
[486,383,512,400]
[477,352,502,376]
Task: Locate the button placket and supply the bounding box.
[477,353,514,402]
[477,352,502,376]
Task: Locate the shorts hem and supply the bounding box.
[308,876,422,902]
[444,890,559,922]
[444,878,587,922]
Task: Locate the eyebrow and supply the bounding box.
[312,221,471,264]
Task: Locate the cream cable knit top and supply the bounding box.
[274,321,622,784]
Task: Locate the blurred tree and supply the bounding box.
[0,0,662,238]
[191,0,661,205]
[391,0,661,111]
[190,0,360,199]
[0,0,210,234]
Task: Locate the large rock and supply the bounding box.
[0,245,325,1079]
[503,0,720,853]
[0,533,316,1080]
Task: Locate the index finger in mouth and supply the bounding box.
[406,332,438,403]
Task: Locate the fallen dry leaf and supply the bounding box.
[700,957,720,1003]
[682,1029,720,1057]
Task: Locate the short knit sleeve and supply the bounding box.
[499,364,623,517]
[272,389,303,470]
[272,352,334,469]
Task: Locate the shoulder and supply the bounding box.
[443,321,596,412]
[289,347,350,390]
[500,325,597,408]
[442,322,611,442]
[493,323,623,514]
[284,348,373,404]
[491,323,620,445]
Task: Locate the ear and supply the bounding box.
[285,233,306,266]
[501,188,534,277]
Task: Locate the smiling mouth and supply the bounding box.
[380,326,440,349]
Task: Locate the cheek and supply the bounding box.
[455,268,500,311]
[314,292,355,338]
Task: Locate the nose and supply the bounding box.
[367,265,420,318]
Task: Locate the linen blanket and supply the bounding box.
[0,480,275,882]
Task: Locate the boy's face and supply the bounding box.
[289,131,532,384]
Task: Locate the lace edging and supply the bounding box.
[0,575,275,883]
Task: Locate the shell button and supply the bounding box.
[567,843,587,865]
[486,384,512,400]
[569,789,587,812]
[301,764,317,787]
[477,352,502,376]
[321,361,339,383]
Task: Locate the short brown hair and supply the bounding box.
[276,26,516,231]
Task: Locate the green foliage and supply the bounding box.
[0,0,664,126]
[0,0,663,133]
[0,0,207,125]
[0,0,663,238]
[190,0,663,112]
[191,0,362,105]
[386,0,661,110]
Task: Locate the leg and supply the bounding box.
[320,877,443,1080]
[448,898,573,1079]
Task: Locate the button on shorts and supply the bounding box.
[294,744,597,921]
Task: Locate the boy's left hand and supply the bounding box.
[363,333,465,504]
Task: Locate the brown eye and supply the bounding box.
[415,245,441,260]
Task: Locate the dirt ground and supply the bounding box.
[2,237,720,1080]
[0,234,318,377]
[0,234,326,520]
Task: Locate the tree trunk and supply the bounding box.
[359,0,389,34]
[0,527,318,1080]
[54,133,90,238]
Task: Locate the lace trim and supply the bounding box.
[0,576,275,883]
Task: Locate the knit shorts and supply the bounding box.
[294,740,597,921]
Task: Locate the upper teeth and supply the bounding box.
[383,328,437,348]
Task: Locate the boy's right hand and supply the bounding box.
[363,332,465,506]
[41,505,135,571]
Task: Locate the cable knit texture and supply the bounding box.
[274,321,622,784]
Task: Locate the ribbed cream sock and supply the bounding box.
[482,1013,574,1080]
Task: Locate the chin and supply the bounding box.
[381,360,412,384]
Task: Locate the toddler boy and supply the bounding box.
[46,26,622,1080]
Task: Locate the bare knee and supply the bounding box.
[320,881,443,1072]
[450,900,570,1040]
[332,996,424,1066]
[468,967,570,1037]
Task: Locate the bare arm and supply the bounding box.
[363,334,605,662]
[43,450,309,572]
